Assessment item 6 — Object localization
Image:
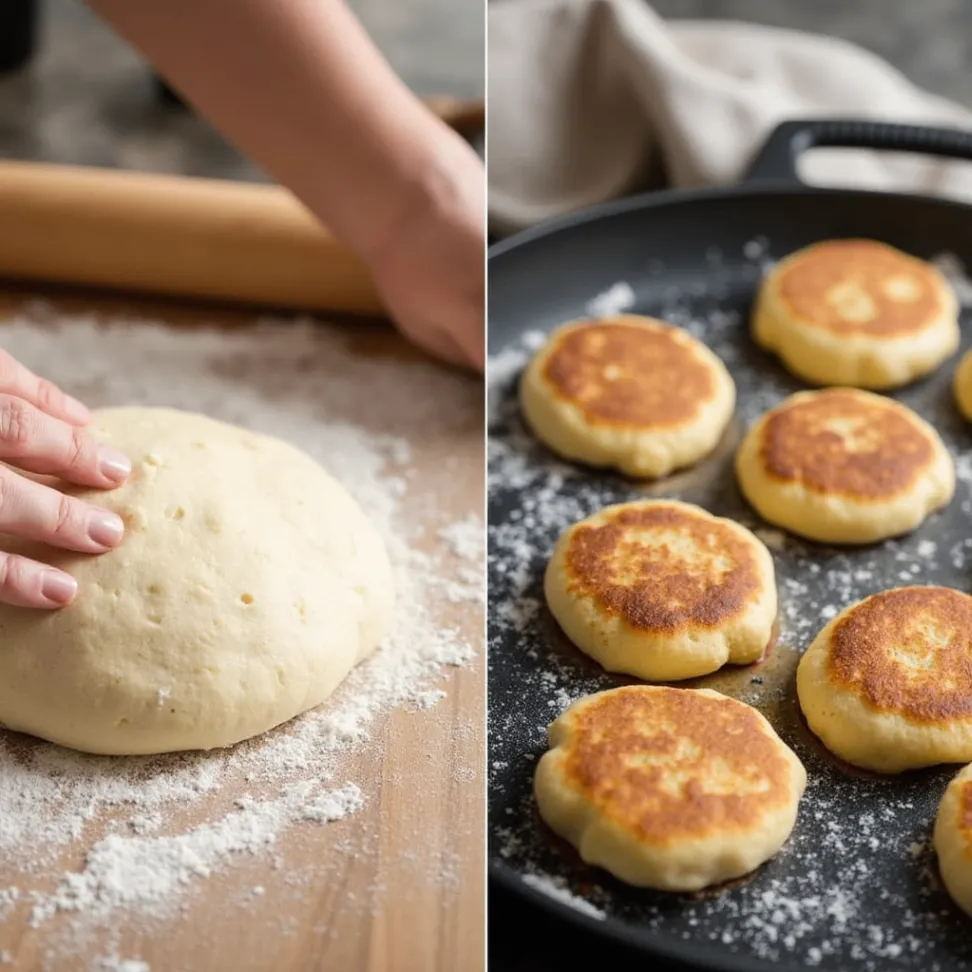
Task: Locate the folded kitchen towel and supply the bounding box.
[488,0,972,236]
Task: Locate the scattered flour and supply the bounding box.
[433,515,485,603]
[585,281,636,319]
[521,873,606,921]
[438,515,484,563]
[742,235,777,273]
[932,251,972,307]
[487,328,544,425]
[755,527,787,552]
[95,957,149,972]
[0,308,482,963]
[410,689,448,711]
[743,237,768,261]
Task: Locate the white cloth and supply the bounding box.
[488,0,972,235]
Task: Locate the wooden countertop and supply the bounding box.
[0,287,484,972]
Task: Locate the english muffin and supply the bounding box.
[753,239,959,389]
[545,499,777,681]
[520,316,735,478]
[736,388,953,544]
[797,587,972,773]
[534,685,806,891]
[954,348,972,422]
[934,762,972,918]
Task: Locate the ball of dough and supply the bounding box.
[736,388,953,544]
[797,587,972,774]
[534,685,806,891]
[520,315,735,478]
[753,239,959,389]
[954,349,972,421]
[0,407,394,755]
[934,762,972,919]
[545,499,777,681]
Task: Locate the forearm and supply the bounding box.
[87,0,471,263]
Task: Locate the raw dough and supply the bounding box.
[545,499,777,681]
[753,239,959,389]
[520,315,735,478]
[735,388,953,544]
[797,587,972,773]
[534,685,806,891]
[0,407,394,755]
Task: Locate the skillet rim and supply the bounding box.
[486,180,972,971]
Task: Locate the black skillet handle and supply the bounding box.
[744,118,972,185]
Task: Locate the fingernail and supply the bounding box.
[98,445,132,484]
[41,570,78,605]
[63,395,90,425]
[87,510,125,549]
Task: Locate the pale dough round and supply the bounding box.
[736,388,954,544]
[797,587,972,774]
[0,407,394,755]
[954,349,972,421]
[534,685,806,891]
[520,315,735,478]
[934,762,972,919]
[544,499,777,681]
[753,239,959,389]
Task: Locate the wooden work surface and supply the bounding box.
[0,286,485,972]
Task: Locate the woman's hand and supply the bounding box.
[0,352,131,609]
[84,0,486,371]
[369,136,485,371]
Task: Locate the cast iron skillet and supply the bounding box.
[488,120,972,972]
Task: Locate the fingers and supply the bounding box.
[0,394,127,611]
[0,552,77,609]
[0,466,125,555]
[0,349,89,425]
[0,357,124,610]
[408,323,483,371]
[0,395,131,489]
[421,330,475,369]
[459,319,485,372]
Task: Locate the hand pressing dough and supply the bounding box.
[545,500,777,681]
[797,587,972,773]
[534,685,806,891]
[934,762,972,919]
[520,315,735,478]
[0,407,394,755]
[736,388,953,544]
[753,239,959,389]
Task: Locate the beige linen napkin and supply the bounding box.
[489,0,972,236]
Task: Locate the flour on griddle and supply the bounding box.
[521,873,606,921]
[585,281,636,319]
[932,251,972,307]
[488,283,968,968]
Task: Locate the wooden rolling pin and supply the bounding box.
[0,96,484,316]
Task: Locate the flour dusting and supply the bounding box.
[0,308,482,966]
[521,873,606,921]
[932,251,972,307]
[95,957,149,972]
[585,281,636,319]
